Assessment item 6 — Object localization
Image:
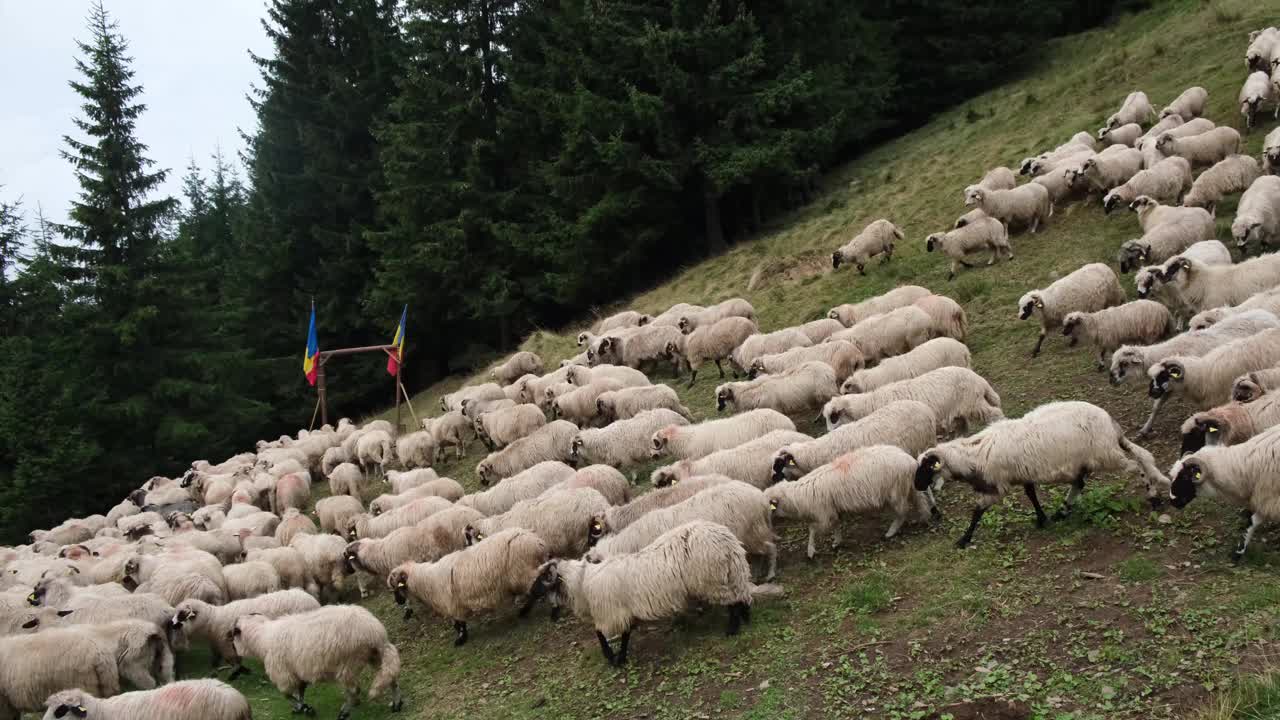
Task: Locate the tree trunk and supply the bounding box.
[704,187,726,255]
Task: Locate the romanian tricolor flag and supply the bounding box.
[387,305,407,376]
[303,305,320,386]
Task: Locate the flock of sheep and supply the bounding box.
[3,24,1280,720]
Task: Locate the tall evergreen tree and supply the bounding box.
[0,195,27,336]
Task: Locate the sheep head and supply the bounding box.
[963,186,983,206]
[569,435,585,464]
[715,386,734,412]
[677,317,692,334]
[1160,257,1192,283]
[586,514,606,546]
[1017,293,1042,321]
[1060,313,1084,344]
[747,359,767,380]
[650,429,672,458]
[1232,217,1263,249]
[388,567,411,605]
[1102,190,1126,215]
[925,233,942,253]
[830,250,843,269]
[1148,360,1185,399]
[1169,458,1203,508]
[43,691,91,719]
[1233,374,1265,403]
[771,450,799,484]
[913,453,943,491]
[476,462,492,486]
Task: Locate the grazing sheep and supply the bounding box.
[1161,253,1280,315]
[595,384,692,423]
[963,183,1053,233]
[1148,329,1280,423]
[827,306,933,365]
[428,410,479,460]
[925,215,1013,280]
[1190,289,1280,332]
[730,328,813,376]
[40,682,252,720]
[1138,113,1186,146]
[491,352,544,385]
[565,363,650,388]
[1109,309,1280,387]
[458,461,576,516]
[440,383,505,413]
[289,533,347,599]
[355,429,393,478]
[369,478,465,515]
[384,467,439,494]
[1233,176,1280,253]
[1026,148,1093,179]
[348,496,453,541]
[592,325,685,374]
[1018,132,1094,176]
[915,401,1167,548]
[840,337,971,394]
[1156,127,1241,168]
[674,316,757,387]
[315,495,365,536]
[651,408,796,461]
[650,430,812,489]
[1264,127,1280,175]
[467,488,611,559]
[1018,263,1126,357]
[596,310,651,333]
[222,560,282,601]
[676,298,756,334]
[1168,425,1280,560]
[1070,146,1145,195]
[394,430,437,469]
[977,166,1017,190]
[1180,392,1280,455]
[519,367,571,405]
[548,465,632,506]
[0,628,119,718]
[715,362,838,416]
[389,528,549,646]
[1160,86,1208,119]
[793,317,847,344]
[343,519,477,598]
[650,302,705,328]
[1106,90,1154,130]
[1097,122,1142,148]
[822,366,1002,435]
[1116,217,1216,275]
[1101,156,1192,213]
[1233,366,1280,403]
[125,551,228,606]
[747,340,864,384]
[1061,300,1175,370]
[827,285,932,327]
[570,409,689,469]
[594,475,736,536]
[772,400,937,483]
[327,462,365,498]
[1182,155,1261,213]
[170,590,321,672]
[243,547,312,594]
[232,605,402,717]
[766,445,932,557]
[1239,71,1275,131]
[537,521,782,666]
[475,420,578,486]
[473,403,546,451]
[831,219,904,273]
[1032,165,1086,205]
[1247,27,1280,72]
[552,379,626,427]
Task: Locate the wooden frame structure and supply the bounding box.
[309,344,418,433]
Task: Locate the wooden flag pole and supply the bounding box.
[398,381,420,429]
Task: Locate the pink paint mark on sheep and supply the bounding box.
[156,683,199,709]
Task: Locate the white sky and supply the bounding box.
[0,0,271,224]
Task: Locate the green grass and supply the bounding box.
[208,1,1280,717]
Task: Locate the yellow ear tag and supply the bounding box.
[933,461,942,470]
[1208,427,1218,433]
[787,458,797,466]
[1036,301,1044,308]
[77,708,86,715]
[1195,472,1201,480]
[769,500,778,511]
[27,594,36,602]
[397,581,406,588]
[1170,370,1181,378]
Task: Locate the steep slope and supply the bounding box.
[232,2,1280,718]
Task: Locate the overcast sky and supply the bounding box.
[0,1,272,225]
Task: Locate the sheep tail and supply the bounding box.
[983,382,1002,412]
[368,642,401,699]
[750,583,785,601]
[1119,433,1168,489]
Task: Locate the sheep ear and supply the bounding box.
[57,610,74,617]
[21,618,37,629]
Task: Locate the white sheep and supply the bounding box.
[1182,155,1261,213]
[1061,300,1175,370]
[1070,146,1145,195]
[467,487,611,559]
[40,682,252,720]
[840,337,970,394]
[547,465,632,506]
[766,445,932,557]
[355,429,393,478]
[830,219,904,273]
[389,528,549,646]
[327,462,365,497]
[1168,425,1280,560]
[650,302,705,328]
[1105,91,1154,130]
[827,306,933,365]
[651,408,796,461]
[1160,87,1208,119]
[425,410,478,459]
[519,366,571,405]
[1264,127,1280,175]
[170,589,321,672]
[0,628,119,718]
[491,351,544,385]
[1178,392,1280,455]
[587,480,778,580]
[1109,309,1280,387]
[915,401,1168,548]
[348,496,453,541]
[475,419,578,486]
[822,366,1002,435]
[393,430,437,469]
[232,605,402,716]
[1097,122,1142,148]
[650,430,812,489]
[1101,156,1191,214]
[676,298,755,334]
[827,285,932,327]
[1156,126,1241,168]
[715,361,838,416]
[924,214,1013,280]
[595,310,652,333]
[1233,176,1280,253]
[595,384,692,423]
[1018,263,1125,357]
[570,408,689,469]
[1189,289,1280,332]
[243,546,312,594]
[535,520,782,666]
[1161,253,1280,315]
[342,516,481,598]
[1247,27,1279,72]
[977,166,1017,190]
[674,315,757,387]
[1239,70,1275,131]
[289,533,348,600]
[474,403,547,450]
[315,494,364,535]
[1031,164,1086,205]
[565,362,649,387]
[1137,113,1186,146]
[552,379,626,427]
[1147,328,1280,420]
[963,183,1053,233]
[368,477,465,515]
[771,400,937,483]
[1232,366,1280,402]
[592,325,685,374]
[747,340,864,384]
[730,327,813,375]
[457,461,576,516]
[440,382,505,413]
[792,317,846,344]
[384,467,439,494]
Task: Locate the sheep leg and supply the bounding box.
[1095,351,1107,372]
[337,684,360,720]
[987,250,998,266]
[763,541,778,581]
[726,604,745,636]
[1231,513,1263,563]
[226,664,249,682]
[947,261,957,282]
[1023,484,1048,528]
[291,684,315,716]
[615,630,631,666]
[596,631,617,665]
[685,369,698,389]
[1030,330,1046,358]
[831,524,843,548]
[925,488,942,520]
[955,496,996,549]
[884,516,904,539]
[1136,396,1166,438]
[453,620,468,646]
[1053,471,1088,521]
[122,662,157,690]
[715,359,725,379]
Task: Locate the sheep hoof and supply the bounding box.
[930,507,943,522]
[954,536,972,549]
[391,699,404,713]
[1230,548,1245,564]
[1147,496,1164,510]
[292,704,315,716]
[337,711,350,720]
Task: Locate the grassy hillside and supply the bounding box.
[219,2,1280,718]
